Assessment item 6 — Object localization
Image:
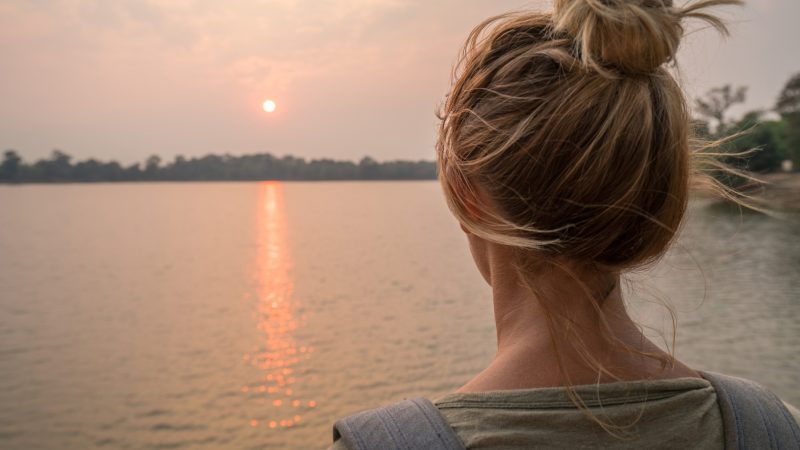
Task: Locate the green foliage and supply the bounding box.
[723,112,787,173]
[0,151,438,183]
[694,75,800,175]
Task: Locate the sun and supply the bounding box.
[262,99,277,113]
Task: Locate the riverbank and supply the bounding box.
[696,171,800,213]
[754,172,800,212]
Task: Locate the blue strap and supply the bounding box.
[332,397,466,450]
[701,371,800,450]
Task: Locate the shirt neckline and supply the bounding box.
[434,376,712,409]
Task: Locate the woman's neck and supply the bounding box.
[457,254,698,393]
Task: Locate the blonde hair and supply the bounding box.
[436,0,743,431]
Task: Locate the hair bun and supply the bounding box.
[553,0,684,75]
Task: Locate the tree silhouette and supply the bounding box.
[776,73,800,169]
[0,150,22,182]
[776,73,800,116]
[694,85,747,136]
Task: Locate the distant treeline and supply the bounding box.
[3,73,799,184]
[0,151,437,183]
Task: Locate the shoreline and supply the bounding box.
[694,172,800,213]
[750,172,800,212]
[2,173,798,211]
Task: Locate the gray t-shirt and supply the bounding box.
[329,377,799,449]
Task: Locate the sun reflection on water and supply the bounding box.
[244,182,314,430]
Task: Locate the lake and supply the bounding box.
[0,181,798,449]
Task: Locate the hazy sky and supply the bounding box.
[1,0,798,164]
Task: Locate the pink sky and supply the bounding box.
[1,0,798,164]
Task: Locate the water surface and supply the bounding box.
[0,182,798,449]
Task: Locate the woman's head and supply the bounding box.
[437,0,740,277]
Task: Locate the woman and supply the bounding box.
[330,0,800,448]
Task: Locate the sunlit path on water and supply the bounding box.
[242,182,316,433]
